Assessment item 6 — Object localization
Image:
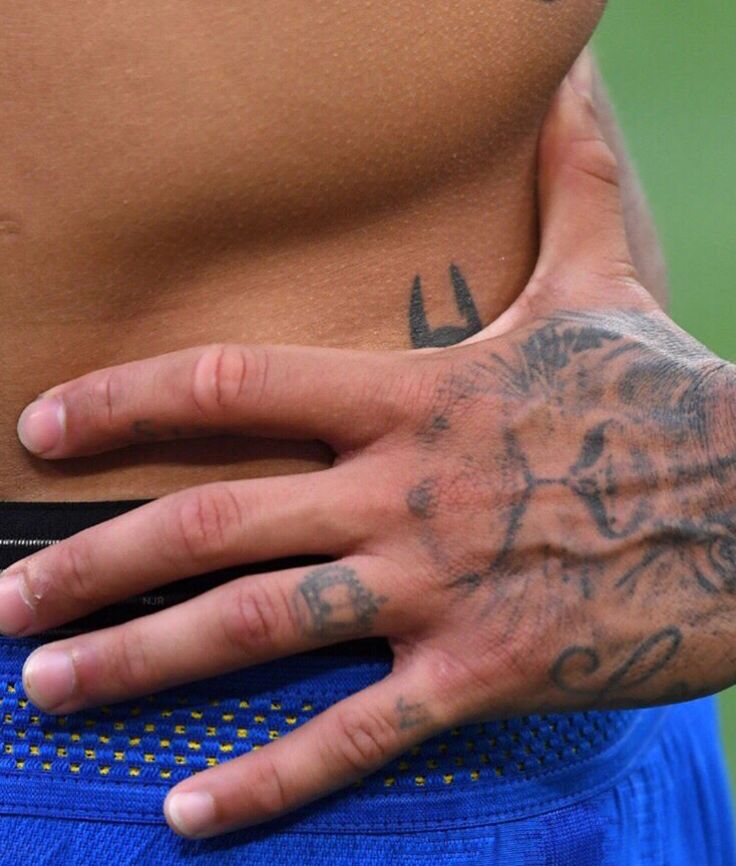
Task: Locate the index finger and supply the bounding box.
[17,343,410,458]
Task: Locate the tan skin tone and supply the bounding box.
[0,0,682,840]
[1,0,623,501]
[2,60,735,838]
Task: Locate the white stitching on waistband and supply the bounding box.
[0,539,60,546]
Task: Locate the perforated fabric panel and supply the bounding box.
[0,669,633,789]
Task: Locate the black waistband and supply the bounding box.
[0,498,154,538]
[0,499,389,659]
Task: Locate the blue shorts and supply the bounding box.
[1,500,734,865]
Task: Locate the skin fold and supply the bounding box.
[2,61,734,838]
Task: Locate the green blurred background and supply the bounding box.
[593,0,736,795]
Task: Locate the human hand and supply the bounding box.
[4,54,736,839]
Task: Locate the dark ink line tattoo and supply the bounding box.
[396,696,432,731]
[406,477,439,520]
[550,627,683,701]
[293,565,387,638]
[409,264,482,348]
[614,546,668,593]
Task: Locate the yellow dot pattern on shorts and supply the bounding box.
[0,676,323,784]
[0,674,632,791]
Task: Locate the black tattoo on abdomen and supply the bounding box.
[409,264,482,348]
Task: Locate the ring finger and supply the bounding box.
[21,554,414,714]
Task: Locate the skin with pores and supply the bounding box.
[2,64,734,838]
[405,307,736,714]
[1,0,611,500]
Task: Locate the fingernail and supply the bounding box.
[23,648,76,711]
[17,397,66,455]
[569,50,594,101]
[0,573,34,636]
[34,385,63,401]
[165,791,217,838]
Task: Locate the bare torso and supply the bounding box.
[1,0,610,500]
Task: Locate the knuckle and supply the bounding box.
[54,538,97,605]
[566,136,620,189]
[376,359,449,438]
[423,647,501,721]
[427,648,485,695]
[221,581,286,654]
[328,704,396,776]
[89,367,125,431]
[524,274,566,314]
[601,261,641,287]
[191,343,261,416]
[166,484,243,564]
[246,754,290,818]
[396,361,444,420]
[348,360,441,436]
[426,630,550,719]
[512,282,547,323]
[108,623,154,694]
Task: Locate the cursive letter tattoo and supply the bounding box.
[550,627,683,702]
